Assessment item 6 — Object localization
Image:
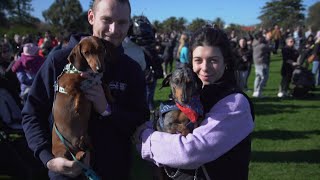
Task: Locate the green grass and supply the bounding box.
[131,54,320,179]
[247,54,320,180]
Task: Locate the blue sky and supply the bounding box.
[30,0,318,26]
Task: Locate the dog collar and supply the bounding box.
[63,63,82,74]
[54,63,103,94]
[175,95,203,123]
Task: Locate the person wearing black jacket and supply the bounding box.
[21,0,149,179]
[234,37,253,91]
[277,37,299,97]
[134,27,254,180]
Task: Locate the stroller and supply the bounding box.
[291,50,315,98]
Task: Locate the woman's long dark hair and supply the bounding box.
[189,27,237,84]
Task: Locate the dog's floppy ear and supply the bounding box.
[67,43,88,71]
[100,39,116,63]
[193,72,203,91]
[159,73,172,90]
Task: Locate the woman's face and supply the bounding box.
[192,45,226,86]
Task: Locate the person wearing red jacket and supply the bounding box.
[37,30,58,58]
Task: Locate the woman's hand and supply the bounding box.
[46,157,83,178]
[132,121,154,144]
[132,123,147,144]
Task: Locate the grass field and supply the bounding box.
[131,54,320,180]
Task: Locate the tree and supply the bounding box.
[212,17,225,29]
[155,17,187,33]
[187,18,207,32]
[11,0,32,19]
[0,0,13,26]
[177,17,188,32]
[152,20,164,33]
[258,0,305,29]
[43,0,86,33]
[0,0,41,29]
[306,2,320,31]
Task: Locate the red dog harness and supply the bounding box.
[175,95,203,123]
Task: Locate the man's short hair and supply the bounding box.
[92,0,131,14]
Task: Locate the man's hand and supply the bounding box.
[46,157,82,178]
[81,72,107,114]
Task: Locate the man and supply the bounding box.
[277,37,299,97]
[21,0,149,179]
[252,32,272,98]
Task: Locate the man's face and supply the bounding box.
[88,0,131,47]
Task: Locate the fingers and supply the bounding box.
[83,84,107,114]
[47,157,83,178]
[84,85,105,99]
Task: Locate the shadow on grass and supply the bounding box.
[252,129,320,140]
[253,103,300,115]
[250,94,320,115]
[251,149,320,163]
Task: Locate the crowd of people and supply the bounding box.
[0,0,320,179]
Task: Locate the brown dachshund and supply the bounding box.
[52,36,114,163]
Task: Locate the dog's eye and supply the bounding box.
[83,51,89,55]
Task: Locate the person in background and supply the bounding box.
[252,32,272,98]
[161,32,176,77]
[293,26,303,51]
[122,25,146,71]
[49,33,71,54]
[272,24,281,54]
[277,37,299,98]
[37,30,58,58]
[235,37,253,91]
[12,34,23,59]
[11,43,44,102]
[21,0,149,179]
[133,27,254,180]
[305,26,314,39]
[130,15,163,112]
[310,35,320,86]
[176,32,189,67]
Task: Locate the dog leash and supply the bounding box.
[53,124,101,180]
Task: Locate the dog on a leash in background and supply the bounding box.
[52,36,114,169]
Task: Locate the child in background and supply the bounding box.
[12,43,44,102]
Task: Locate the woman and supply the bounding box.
[176,33,189,67]
[235,37,253,91]
[134,27,255,179]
